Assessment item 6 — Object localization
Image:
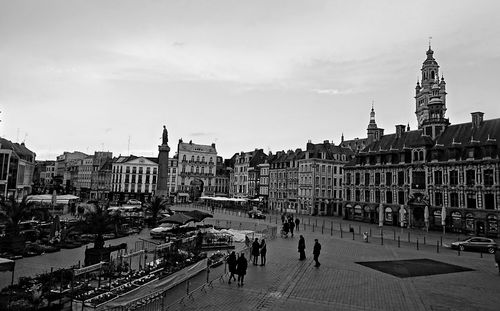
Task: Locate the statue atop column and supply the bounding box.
[162,125,168,145]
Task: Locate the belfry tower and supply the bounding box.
[367,103,384,142]
[157,125,170,198]
[414,44,449,139]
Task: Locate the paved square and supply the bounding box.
[356,258,474,278]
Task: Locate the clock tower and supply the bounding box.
[414,44,448,139]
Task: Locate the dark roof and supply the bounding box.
[146,157,159,164]
[305,142,354,160]
[0,137,36,161]
[436,118,500,148]
[360,130,433,153]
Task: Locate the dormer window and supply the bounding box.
[413,148,425,162]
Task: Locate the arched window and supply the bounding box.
[431,71,435,80]
[182,155,186,161]
[197,156,200,162]
[191,155,194,162]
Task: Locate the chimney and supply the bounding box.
[395,125,406,138]
[471,112,484,129]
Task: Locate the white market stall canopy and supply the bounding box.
[199,196,248,202]
[27,194,79,204]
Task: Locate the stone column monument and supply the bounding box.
[156,125,170,198]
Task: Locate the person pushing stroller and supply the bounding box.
[281,221,290,238]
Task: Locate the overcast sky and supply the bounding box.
[1,0,500,160]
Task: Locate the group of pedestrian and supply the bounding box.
[251,238,267,266]
[226,238,268,287]
[226,251,248,286]
[281,213,300,238]
[297,235,322,267]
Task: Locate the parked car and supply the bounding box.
[150,223,178,239]
[127,199,142,205]
[450,237,497,253]
[248,210,266,219]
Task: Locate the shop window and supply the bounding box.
[465,213,475,232]
[451,212,462,229]
[433,210,442,226]
[385,207,393,222]
[487,215,498,234]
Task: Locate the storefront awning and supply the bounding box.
[0,258,15,272]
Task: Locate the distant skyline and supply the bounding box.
[1,0,500,160]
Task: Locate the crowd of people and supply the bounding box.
[281,213,300,238]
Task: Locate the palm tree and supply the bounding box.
[0,195,34,253]
[84,202,112,249]
[148,196,168,227]
[0,195,33,236]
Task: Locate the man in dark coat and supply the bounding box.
[227,251,237,284]
[298,235,306,260]
[289,220,295,237]
[295,217,300,231]
[260,239,267,266]
[251,238,260,265]
[236,253,248,286]
[313,239,321,267]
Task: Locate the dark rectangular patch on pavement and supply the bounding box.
[356,258,473,278]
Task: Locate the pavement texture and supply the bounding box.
[161,206,500,311]
[3,205,500,311]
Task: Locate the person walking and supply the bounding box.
[259,239,267,266]
[281,213,286,224]
[289,220,295,237]
[313,239,321,267]
[236,253,248,286]
[295,217,300,231]
[298,235,306,260]
[495,246,500,275]
[227,251,237,284]
[251,238,260,265]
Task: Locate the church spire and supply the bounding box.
[367,102,384,142]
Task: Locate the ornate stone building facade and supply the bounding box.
[176,139,217,202]
[343,46,500,237]
[232,149,268,198]
[269,149,306,213]
[298,141,354,215]
[110,155,158,203]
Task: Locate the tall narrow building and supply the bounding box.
[156,125,170,198]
